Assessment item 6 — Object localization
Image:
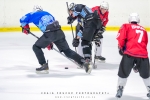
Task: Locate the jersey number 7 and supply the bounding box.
[136,30,144,43]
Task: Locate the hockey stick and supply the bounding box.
[29,32,81,67]
[66,2,77,52]
[93,45,98,69]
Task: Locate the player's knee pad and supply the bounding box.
[81,40,90,46]
[118,75,129,78]
[118,70,130,78]
[81,40,91,59]
[140,73,150,79]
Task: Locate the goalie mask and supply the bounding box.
[128,13,140,23]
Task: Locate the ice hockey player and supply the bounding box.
[67,3,103,65]
[76,1,109,62]
[19,5,92,74]
[116,13,150,98]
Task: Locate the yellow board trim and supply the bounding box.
[0,26,149,32]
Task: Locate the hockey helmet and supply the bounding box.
[68,3,76,11]
[128,13,140,23]
[33,5,43,12]
[100,1,109,10]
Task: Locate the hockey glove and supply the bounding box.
[47,43,53,50]
[67,16,76,24]
[94,39,101,47]
[72,38,79,47]
[93,33,101,47]
[118,44,126,56]
[119,48,124,56]
[98,26,106,34]
[21,24,30,35]
[95,42,101,47]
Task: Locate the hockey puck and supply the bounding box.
[65,67,68,69]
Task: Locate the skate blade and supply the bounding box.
[36,70,49,74]
[77,64,93,69]
[77,66,83,69]
[96,59,106,63]
[147,93,150,99]
[116,97,121,100]
[116,96,121,99]
[77,67,83,69]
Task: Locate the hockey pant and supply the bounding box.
[33,30,84,65]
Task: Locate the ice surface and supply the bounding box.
[0,31,149,100]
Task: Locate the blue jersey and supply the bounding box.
[20,11,55,32]
[72,5,93,18]
[72,5,93,38]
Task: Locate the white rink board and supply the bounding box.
[0,0,149,27]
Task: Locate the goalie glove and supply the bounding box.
[21,24,30,35]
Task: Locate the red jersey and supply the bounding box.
[116,23,148,58]
[91,6,109,26]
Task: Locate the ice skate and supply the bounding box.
[147,86,150,99]
[78,63,96,70]
[147,93,150,99]
[89,56,97,69]
[77,64,84,69]
[116,86,124,99]
[82,59,92,74]
[36,63,49,74]
[95,56,106,62]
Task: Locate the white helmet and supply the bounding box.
[68,3,76,11]
[128,13,140,23]
[33,5,43,12]
[100,1,109,10]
